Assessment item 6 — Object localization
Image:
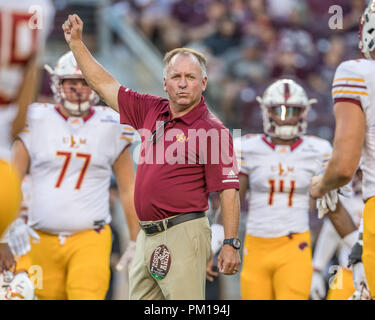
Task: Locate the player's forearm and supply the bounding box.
[69,40,120,110]
[327,201,356,238]
[11,57,39,139]
[320,158,355,193]
[219,189,240,239]
[117,185,139,241]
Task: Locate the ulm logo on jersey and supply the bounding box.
[62,135,87,149]
[271,163,294,177]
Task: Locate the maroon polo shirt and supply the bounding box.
[118,86,239,221]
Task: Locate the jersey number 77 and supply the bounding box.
[55,151,91,190]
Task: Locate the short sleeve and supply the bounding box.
[316,140,333,175]
[233,136,251,177]
[113,124,135,162]
[117,86,164,130]
[332,60,368,110]
[204,128,240,192]
[17,103,39,153]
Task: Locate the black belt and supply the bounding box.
[139,211,205,236]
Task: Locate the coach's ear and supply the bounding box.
[163,77,167,92]
[202,76,207,92]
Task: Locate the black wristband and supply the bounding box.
[348,242,363,267]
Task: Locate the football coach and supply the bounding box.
[62,14,241,300]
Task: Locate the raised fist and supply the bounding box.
[62,14,83,46]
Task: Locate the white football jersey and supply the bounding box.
[332,59,375,201]
[0,0,55,160]
[18,103,134,234]
[234,134,332,238]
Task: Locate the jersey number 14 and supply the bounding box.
[268,179,295,207]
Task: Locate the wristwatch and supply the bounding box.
[223,238,241,250]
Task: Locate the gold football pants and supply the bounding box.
[29,225,112,300]
[241,231,313,300]
[0,160,21,237]
[326,267,355,300]
[363,196,375,299]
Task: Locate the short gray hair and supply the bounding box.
[163,47,207,79]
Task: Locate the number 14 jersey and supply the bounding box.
[18,103,134,235]
[234,134,332,238]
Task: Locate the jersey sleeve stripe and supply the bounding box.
[332,90,368,96]
[333,78,365,83]
[332,84,367,89]
[333,98,363,110]
[239,171,249,177]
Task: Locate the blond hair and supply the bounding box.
[163,47,207,79]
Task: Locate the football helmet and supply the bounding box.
[0,270,35,300]
[256,79,316,140]
[45,51,99,116]
[359,1,375,59]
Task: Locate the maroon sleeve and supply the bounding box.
[117,86,164,129]
[203,127,240,192]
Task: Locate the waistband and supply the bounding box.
[139,211,205,236]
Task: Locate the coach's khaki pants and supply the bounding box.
[129,216,211,300]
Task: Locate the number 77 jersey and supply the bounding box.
[18,103,134,235]
[234,134,332,238]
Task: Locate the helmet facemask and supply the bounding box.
[264,104,308,140]
[58,78,94,116]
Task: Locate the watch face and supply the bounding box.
[233,239,241,249]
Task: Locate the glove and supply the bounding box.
[7,218,40,257]
[310,270,326,300]
[116,240,136,274]
[317,190,338,219]
[352,262,369,293]
[348,287,372,300]
[211,224,224,256]
[316,185,352,219]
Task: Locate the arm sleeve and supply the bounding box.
[332,60,368,110]
[234,136,250,177]
[313,218,342,271]
[117,86,165,129]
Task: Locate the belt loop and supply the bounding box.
[162,219,168,231]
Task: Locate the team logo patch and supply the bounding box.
[298,242,308,251]
[150,245,171,280]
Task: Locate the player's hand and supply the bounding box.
[217,245,241,276]
[0,243,15,273]
[7,218,40,257]
[116,240,136,274]
[206,251,219,282]
[310,270,326,300]
[62,14,83,46]
[317,190,338,218]
[310,175,326,199]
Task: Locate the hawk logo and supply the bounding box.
[298,242,308,251]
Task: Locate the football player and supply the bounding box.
[1,51,139,300]
[310,179,364,300]
[310,0,375,299]
[234,79,358,300]
[0,0,55,237]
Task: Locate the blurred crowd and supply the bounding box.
[111,0,366,139]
